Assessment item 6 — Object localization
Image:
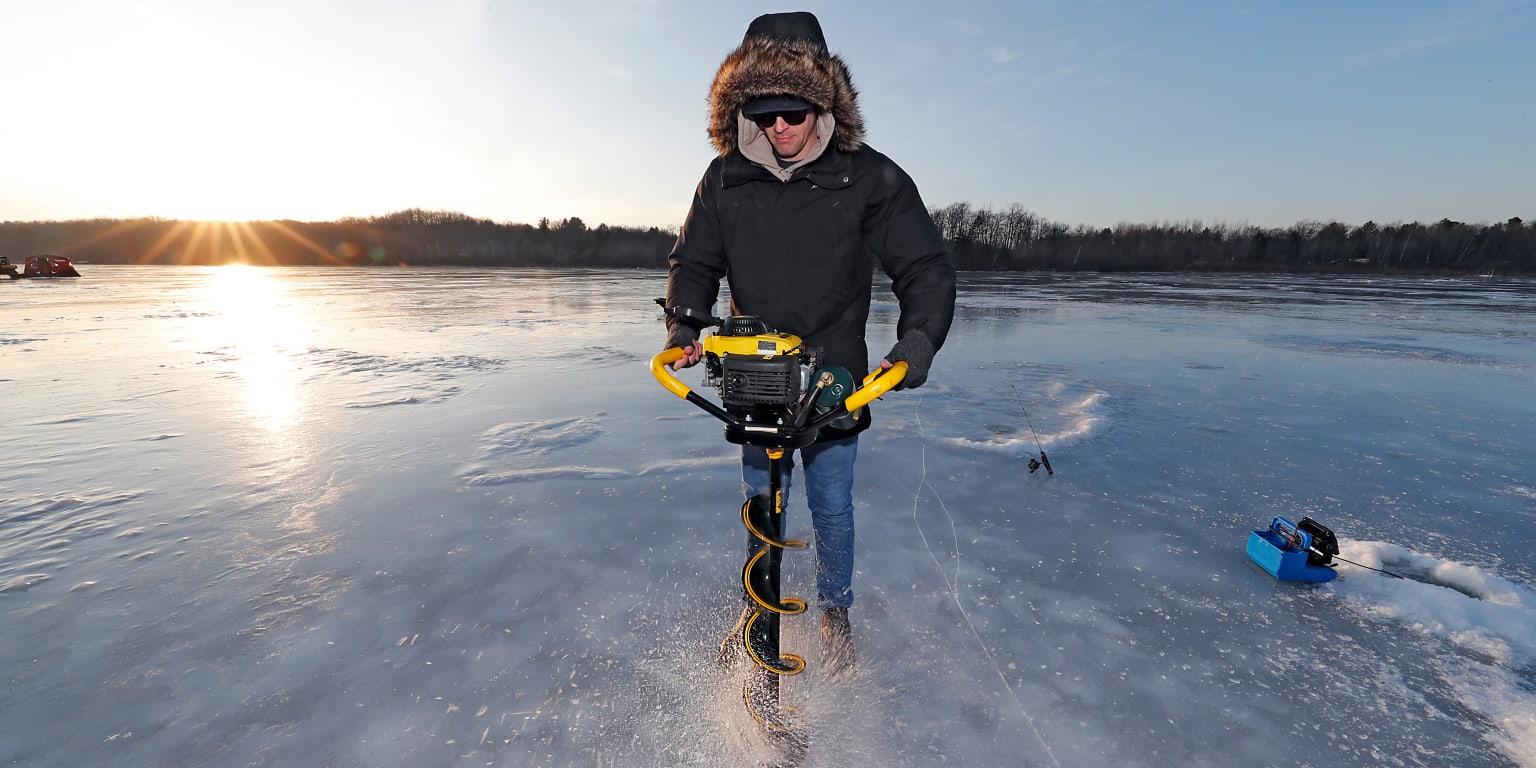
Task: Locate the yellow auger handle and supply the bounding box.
[650,347,693,400]
[653,349,905,410]
[845,361,907,412]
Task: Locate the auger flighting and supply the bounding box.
[650,303,906,742]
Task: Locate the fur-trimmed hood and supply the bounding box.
[707,12,865,156]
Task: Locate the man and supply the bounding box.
[664,11,956,672]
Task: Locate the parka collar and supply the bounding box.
[722,141,853,190]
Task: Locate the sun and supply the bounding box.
[58,219,340,267]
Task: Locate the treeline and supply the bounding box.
[2,205,1532,274]
[931,203,1534,274]
[0,209,676,269]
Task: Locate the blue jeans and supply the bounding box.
[741,435,859,609]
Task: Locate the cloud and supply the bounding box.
[991,47,1021,64]
[1345,29,1470,70]
[1343,5,1521,71]
[948,18,987,36]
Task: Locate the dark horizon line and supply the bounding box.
[3,206,1528,233]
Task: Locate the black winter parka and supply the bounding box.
[666,142,956,382]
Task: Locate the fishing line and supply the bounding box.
[909,392,1061,768]
[1334,554,1406,579]
[1008,383,1053,475]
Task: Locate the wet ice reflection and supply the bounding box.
[197,264,308,432]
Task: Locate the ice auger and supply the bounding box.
[650,304,906,735]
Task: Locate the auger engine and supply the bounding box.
[703,315,818,410]
[660,303,860,447]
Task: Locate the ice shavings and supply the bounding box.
[1332,540,1536,663]
[1329,540,1536,765]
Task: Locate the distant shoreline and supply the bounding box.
[3,207,1530,276]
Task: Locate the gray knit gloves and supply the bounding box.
[883,331,935,390]
[665,323,698,352]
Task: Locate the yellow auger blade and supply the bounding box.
[742,549,808,615]
[742,610,806,675]
[741,498,808,550]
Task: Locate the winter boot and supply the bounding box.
[821,606,855,676]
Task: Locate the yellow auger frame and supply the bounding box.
[650,346,907,415]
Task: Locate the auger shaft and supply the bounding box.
[741,448,807,730]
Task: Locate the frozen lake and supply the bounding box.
[3,266,1534,767]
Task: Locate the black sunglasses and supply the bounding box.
[749,109,812,129]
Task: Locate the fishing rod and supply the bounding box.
[1008,383,1053,475]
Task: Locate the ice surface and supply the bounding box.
[2,267,1534,767]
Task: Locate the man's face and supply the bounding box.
[756,108,819,161]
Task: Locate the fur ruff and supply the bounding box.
[707,35,865,156]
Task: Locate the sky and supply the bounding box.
[2,0,1533,231]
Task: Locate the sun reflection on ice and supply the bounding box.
[201,265,308,432]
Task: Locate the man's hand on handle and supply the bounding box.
[671,340,703,370]
[881,331,935,390]
[666,325,703,370]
